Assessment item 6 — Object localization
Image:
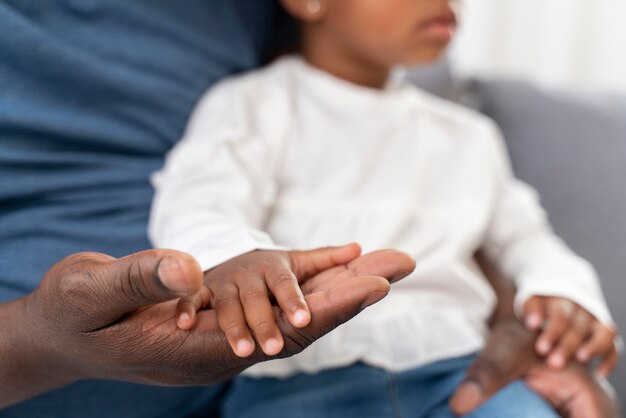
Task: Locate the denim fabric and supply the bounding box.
[0,0,276,301]
[222,355,559,418]
[0,1,277,416]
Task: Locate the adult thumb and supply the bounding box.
[90,249,203,327]
[449,319,538,415]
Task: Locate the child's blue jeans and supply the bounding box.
[221,354,559,418]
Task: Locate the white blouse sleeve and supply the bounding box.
[481,122,614,327]
[148,79,287,272]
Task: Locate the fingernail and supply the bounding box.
[236,339,254,357]
[525,314,541,329]
[293,309,310,327]
[548,354,564,368]
[450,382,483,414]
[158,257,188,294]
[179,312,191,324]
[577,350,589,362]
[537,339,551,355]
[264,338,282,355]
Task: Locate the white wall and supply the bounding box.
[449,0,626,93]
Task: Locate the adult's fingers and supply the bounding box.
[87,249,203,329]
[289,243,362,280]
[346,250,415,284]
[523,296,545,331]
[189,250,408,368]
[449,320,539,415]
[182,274,391,382]
[525,363,623,418]
[189,275,390,357]
[279,275,391,356]
[265,266,311,328]
[300,249,416,294]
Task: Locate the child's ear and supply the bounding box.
[279,0,328,22]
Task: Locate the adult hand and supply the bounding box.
[525,362,622,418]
[450,252,621,416]
[449,319,622,417]
[175,244,414,358]
[0,246,415,408]
[449,318,538,415]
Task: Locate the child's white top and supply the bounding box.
[150,56,613,377]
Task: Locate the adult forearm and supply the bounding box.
[0,297,74,409]
[475,251,516,326]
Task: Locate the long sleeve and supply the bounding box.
[149,79,287,271]
[481,122,614,326]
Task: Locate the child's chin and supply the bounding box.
[402,47,449,67]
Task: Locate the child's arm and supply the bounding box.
[480,121,619,373]
[149,79,311,357]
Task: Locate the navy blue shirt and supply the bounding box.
[0,1,277,416]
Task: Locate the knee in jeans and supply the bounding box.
[468,381,560,418]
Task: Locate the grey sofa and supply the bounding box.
[409,62,626,402]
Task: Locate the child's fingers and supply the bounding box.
[597,348,619,377]
[238,277,284,356]
[213,283,256,358]
[266,266,310,328]
[523,296,545,330]
[175,286,212,330]
[577,323,616,362]
[536,299,575,356]
[547,310,592,368]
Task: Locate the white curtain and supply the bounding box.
[449,0,626,93]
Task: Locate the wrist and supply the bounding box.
[0,296,77,408]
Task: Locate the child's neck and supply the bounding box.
[300,32,391,90]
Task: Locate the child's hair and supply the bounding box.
[263,1,301,64]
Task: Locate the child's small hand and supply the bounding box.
[523,296,620,375]
[194,250,312,358]
[174,244,363,358]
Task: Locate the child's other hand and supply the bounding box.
[523,296,620,375]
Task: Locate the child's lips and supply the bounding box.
[419,13,458,39]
